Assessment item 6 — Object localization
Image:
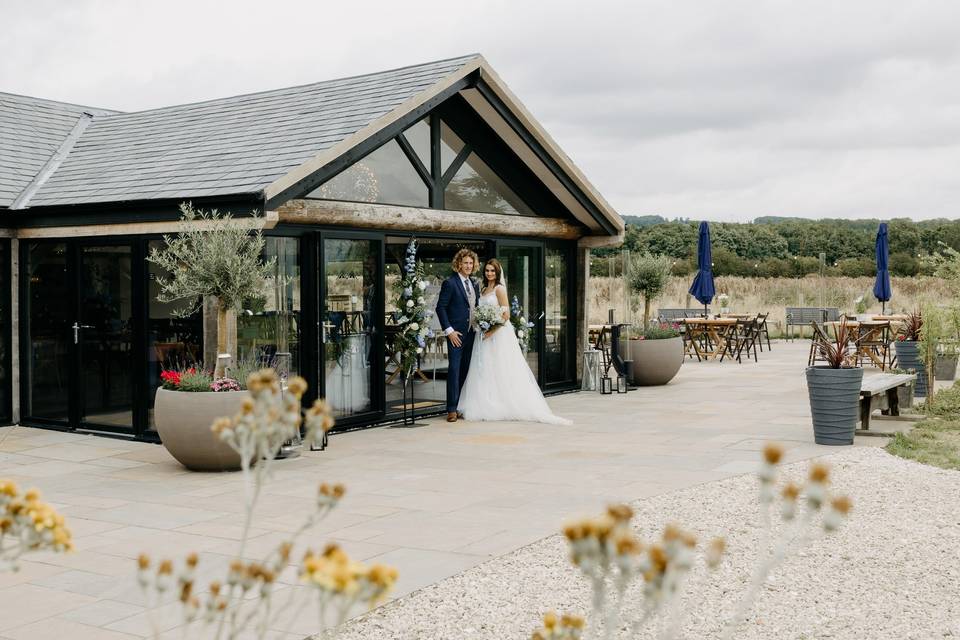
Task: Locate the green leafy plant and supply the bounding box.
[628,253,673,329]
[816,319,859,369]
[632,321,682,340]
[147,203,274,377]
[898,310,923,341]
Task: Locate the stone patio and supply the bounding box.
[0,341,918,639]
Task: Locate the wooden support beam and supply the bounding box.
[14,211,279,239]
[277,199,586,240]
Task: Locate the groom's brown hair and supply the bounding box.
[451,248,479,274]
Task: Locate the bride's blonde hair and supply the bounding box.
[483,259,503,288]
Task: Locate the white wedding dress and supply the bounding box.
[458,286,572,425]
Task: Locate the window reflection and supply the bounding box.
[308,139,428,207]
[404,118,431,170]
[545,247,570,384]
[237,237,301,378]
[444,152,534,216]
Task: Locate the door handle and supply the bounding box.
[72,322,95,344]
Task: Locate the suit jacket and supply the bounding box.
[435,273,480,334]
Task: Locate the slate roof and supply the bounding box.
[0,93,116,208]
[1,55,479,209]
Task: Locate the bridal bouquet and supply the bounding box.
[475,302,506,333]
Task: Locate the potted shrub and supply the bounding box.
[627,252,672,330]
[624,322,683,386]
[154,367,250,471]
[806,320,863,445]
[148,203,274,470]
[894,311,927,397]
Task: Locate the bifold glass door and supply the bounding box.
[498,243,543,381]
[24,241,138,433]
[320,235,383,421]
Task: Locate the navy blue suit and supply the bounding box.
[435,273,480,412]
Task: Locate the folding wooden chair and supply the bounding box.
[808,321,831,366]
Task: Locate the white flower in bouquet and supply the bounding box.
[474,302,506,332]
[518,330,526,338]
[416,347,423,354]
[520,316,526,324]
[418,297,425,304]
[405,299,414,308]
[409,323,419,331]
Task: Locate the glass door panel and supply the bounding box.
[545,245,572,385]
[384,237,490,417]
[322,238,379,419]
[26,243,71,422]
[499,244,542,381]
[78,245,135,429]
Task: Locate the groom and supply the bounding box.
[435,249,480,423]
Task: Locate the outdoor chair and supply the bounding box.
[755,312,772,351]
[808,321,832,366]
[680,322,702,361]
[736,318,761,362]
[857,321,893,370]
[594,326,614,376]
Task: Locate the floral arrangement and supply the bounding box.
[137,370,397,639]
[475,302,506,333]
[717,292,730,308]
[160,366,243,393]
[392,238,434,378]
[631,321,681,340]
[534,443,852,639]
[1,481,73,572]
[510,296,536,352]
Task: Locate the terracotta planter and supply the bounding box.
[625,336,683,386]
[154,388,248,471]
[806,366,863,446]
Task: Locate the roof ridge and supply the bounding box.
[0,90,119,114]
[99,53,482,118]
[10,112,96,209]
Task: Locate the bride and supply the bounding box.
[458,259,571,425]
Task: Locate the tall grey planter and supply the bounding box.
[935,354,958,380]
[895,341,928,396]
[806,366,864,446]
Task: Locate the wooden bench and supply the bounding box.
[859,373,916,432]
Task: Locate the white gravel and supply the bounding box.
[324,448,960,639]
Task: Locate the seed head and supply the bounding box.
[763,442,784,465]
[606,504,633,522]
[830,495,853,515]
[782,482,801,501]
[809,463,830,484]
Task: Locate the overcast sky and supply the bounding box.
[4,0,960,222]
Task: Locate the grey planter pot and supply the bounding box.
[935,354,958,380]
[625,336,683,386]
[895,341,928,397]
[806,366,864,446]
[897,381,915,410]
[154,388,249,471]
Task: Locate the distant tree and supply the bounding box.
[890,252,920,277]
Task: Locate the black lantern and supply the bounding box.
[600,376,613,394]
[616,375,628,393]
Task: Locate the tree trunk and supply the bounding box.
[215,300,229,378]
[643,297,651,330]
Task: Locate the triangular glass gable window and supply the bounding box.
[443,151,534,216]
[308,138,428,207]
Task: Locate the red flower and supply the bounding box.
[160,370,182,386]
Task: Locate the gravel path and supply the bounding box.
[324,448,960,639]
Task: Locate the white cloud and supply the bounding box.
[3,0,960,221]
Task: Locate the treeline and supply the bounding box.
[592,216,960,278]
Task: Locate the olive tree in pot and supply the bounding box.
[147,203,274,470]
[625,253,682,385]
[806,320,863,445]
[894,311,927,397]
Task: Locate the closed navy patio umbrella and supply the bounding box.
[873,222,891,314]
[689,221,716,316]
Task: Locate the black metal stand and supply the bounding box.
[399,370,429,427]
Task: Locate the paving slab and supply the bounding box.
[0,341,913,638]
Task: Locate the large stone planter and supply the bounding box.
[895,340,928,397]
[625,337,683,386]
[806,366,863,446]
[935,353,958,380]
[154,388,248,471]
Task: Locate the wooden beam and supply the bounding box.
[277,199,585,240]
[14,211,279,239]
[578,232,624,249]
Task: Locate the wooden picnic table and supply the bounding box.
[682,317,737,360]
[872,314,908,323]
[824,320,893,369]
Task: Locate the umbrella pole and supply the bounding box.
[704,303,708,318]
[882,301,885,314]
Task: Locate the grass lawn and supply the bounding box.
[887,383,960,470]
